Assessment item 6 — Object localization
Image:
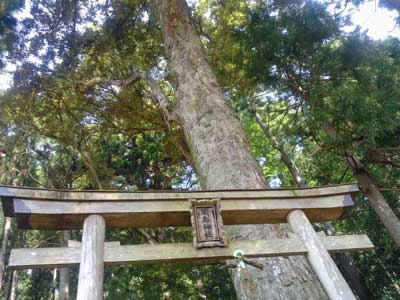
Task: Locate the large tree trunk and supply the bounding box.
[255,112,373,300]
[0,217,12,291]
[150,1,328,299]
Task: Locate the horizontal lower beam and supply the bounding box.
[10,194,353,229]
[9,235,373,269]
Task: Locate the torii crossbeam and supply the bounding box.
[1,184,374,300]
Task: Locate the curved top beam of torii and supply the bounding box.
[0,183,358,201]
[0,184,358,230]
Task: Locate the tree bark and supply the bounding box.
[150,1,328,299]
[0,217,12,291]
[255,112,373,299]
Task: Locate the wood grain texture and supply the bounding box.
[9,194,354,229]
[189,199,227,248]
[0,184,358,201]
[288,210,357,300]
[76,215,105,300]
[8,235,373,269]
[67,240,120,248]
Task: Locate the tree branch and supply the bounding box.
[84,70,176,127]
[84,74,142,90]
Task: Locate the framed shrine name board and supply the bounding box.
[189,199,227,248]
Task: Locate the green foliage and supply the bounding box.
[104,264,235,300]
[0,0,399,299]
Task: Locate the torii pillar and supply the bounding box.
[76,215,105,300]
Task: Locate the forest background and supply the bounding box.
[0,0,399,299]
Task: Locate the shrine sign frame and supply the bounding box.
[0,184,374,300]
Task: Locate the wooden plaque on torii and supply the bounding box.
[189,199,227,248]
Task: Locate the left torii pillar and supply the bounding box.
[77,215,106,300]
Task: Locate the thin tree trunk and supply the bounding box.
[4,268,13,300]
[0,217,12,290]
[255,112,307,188]
[59,231,71,300]
[50,269,57,300]
[59,270,70,299]
[9,270,18,300]
[322,123,400,246]
[255,112,334,237]
[7,229,24,300]
[150,1,328,299]
[285,71,400,247]
[255,112,373,300]
[81,149,104,190]
[354,170,400,245]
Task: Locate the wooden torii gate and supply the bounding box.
[1,184,373,300]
